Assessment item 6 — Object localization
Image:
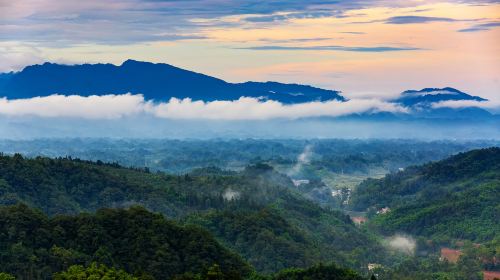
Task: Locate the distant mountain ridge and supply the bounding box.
[395,87,487,107]
[0,60,495,120]
[384,87,492,120]
[0,59,345,104]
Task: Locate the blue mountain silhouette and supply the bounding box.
[0,60,494,120]
[0,59,345,104]
[395,87,486,107]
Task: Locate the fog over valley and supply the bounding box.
[1,0,499,279]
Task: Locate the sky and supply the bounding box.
[1,0,499,101]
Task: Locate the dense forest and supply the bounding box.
[0,204,250,279]
[0,154,382,274]
[1,138,495,210]
[0,139,494,174]
[0,146,498,279]
[350,147,500,243]
[0,204,372,280]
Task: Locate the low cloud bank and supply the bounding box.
[151,97,407,120]
[0,94,407,120]
[1,93,497,120]
[432,99,500,112]
[0,94,147,119]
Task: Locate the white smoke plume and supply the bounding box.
[385,234,416,255]
[222,188,241,201]
[288,144,313,176]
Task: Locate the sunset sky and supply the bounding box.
[1,0,499,101]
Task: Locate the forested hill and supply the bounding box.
[0,204,251,279]
[0,154,382,273]
[350,147,500,242]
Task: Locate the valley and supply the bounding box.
[2,0,499,278]
[0,139,498,279]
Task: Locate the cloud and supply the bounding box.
[0,0,213,45]
[149,34,209,41]
[0,94,407,120]
[458,21,500,32]
[237,45,421,52]
[0,0,355,45]
[0,43,45,72]
[340,31,365,34]
[244,11,343,23]
[385,16,457,24]
[258,37,333,43]
[2,0,496,46]
[411,8,433,13]
[432,99,500,111]
[151,97,407,120]
[0,94,147,119]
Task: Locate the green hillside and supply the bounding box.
[0,154,381,273]
[350,147,500,242]
[0,204,250,279]
[266,263,365,280]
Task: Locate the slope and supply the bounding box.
[350,147,500,242]
[0,154,382,273]
[0,204,250,279]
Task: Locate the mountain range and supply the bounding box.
[0,60,495,119]
[0,60,344,104]
[396,87,486,107]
